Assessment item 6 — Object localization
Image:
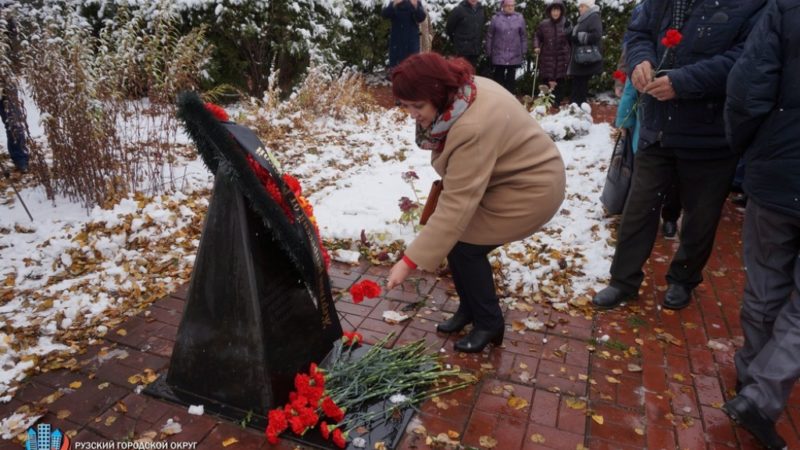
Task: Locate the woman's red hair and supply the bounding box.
[391,52,475,113]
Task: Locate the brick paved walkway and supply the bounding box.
[2,200,798,450]
[2,99,799,449]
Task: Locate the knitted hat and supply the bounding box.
[577,0,596,7]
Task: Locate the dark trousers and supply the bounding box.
[662,182,681,222]
[447,241,503,332]
[735,201,800,421]
[0,86,28,170]
[492,64,519,94]
[570,75,591,105]
[609,145,738,293]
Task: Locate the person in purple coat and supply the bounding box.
[485,0,527,93]
[533,0,571,105]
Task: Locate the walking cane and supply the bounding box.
[531,52,540,98]
[0,157,34,222]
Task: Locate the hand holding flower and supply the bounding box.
[631,60,654,92]
[644,75,676,102]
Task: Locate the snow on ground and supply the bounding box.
[0,88,617,416]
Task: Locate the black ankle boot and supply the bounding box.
[436,311,472,334]
[453,328,503,353]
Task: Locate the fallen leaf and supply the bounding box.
[116,329,127,336]
[104,415,117,426]
[56,410,71,419]
[565,397,587,410]
[507,395,529,410]
[673,373,685,382]
[479,435,497,448]
[605,376,621,384]
[222,437,238,447]
[98,382,110,390]
[627,364,642,373]
[530,433,546,443]
[592,414,604,425]
[447,430,459,439]
[68,381,82,389]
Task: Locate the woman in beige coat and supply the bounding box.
[386,52,566,353]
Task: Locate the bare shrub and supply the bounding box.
[239,66,379,148]
[19,1,212,209]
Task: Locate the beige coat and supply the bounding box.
[405,77,566,271]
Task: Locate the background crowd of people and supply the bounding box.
[382,0,606,106]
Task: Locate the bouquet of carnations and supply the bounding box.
[265,334,474,448]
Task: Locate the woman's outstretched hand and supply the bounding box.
[387,259,414,290]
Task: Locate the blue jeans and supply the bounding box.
[1,86,29,170]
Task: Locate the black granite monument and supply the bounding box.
[146,92,342,423]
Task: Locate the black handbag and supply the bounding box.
[574,44,602,65]
[600,130,634,215]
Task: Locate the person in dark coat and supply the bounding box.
[382,0,427,69]
[533,0,571,105]
[591,0,766,312]
[485,0,527,93]
[722,1,800,449]
[446,0,485,69]
[567,0,602,105]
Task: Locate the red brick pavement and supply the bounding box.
[2,106,799,450]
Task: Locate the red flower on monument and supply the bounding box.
[265,409,288,444]
[204,102,229,122]
[613,69,627,83]
[319,421,331,440]
[332,429,348,449]
[321,396,346,423]
[244,154,330,269]
[661,29,683,48]
[342,331,363,347]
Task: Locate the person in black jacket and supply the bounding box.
[382,0,427,69]
[446,0,485,69]
[567,0,603,105]
[722,1,800,449]
[592,0,766,312]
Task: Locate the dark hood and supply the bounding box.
[545,0,566,22]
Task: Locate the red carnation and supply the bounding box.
[267,408,288,433]
[321,396,346,422]
[288,414,306,435]
[349,283,365,304]
[612,69,627,83]
[342,331,363,347]
[204,102,229,122]
[265,427,280,445]
[332,429,347,449]
[350,280,381,303]
[359,280,381,298]
[661,29,682,48]
[320,421,331,440]
[294,373,312,393]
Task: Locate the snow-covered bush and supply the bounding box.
[537,103,593,142]
[17,0,211,208]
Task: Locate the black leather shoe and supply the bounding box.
[592,286,637,309]
[436,311,471,334]
[722,395,786,450]
[453,328,503,353]
[663,283,692,310]
[662,220,678,239]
